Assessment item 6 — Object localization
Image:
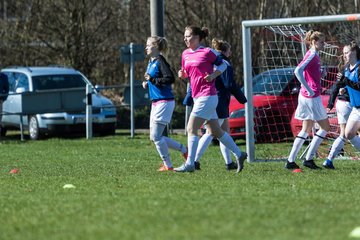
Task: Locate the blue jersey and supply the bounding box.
[146,55,175,101]
[343,61,360,108]
[215,57,247,118]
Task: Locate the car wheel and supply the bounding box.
[29,115,42,140]
[0,126,6,137]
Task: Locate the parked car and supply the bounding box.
[229,68,301,143]
[229,67,340,143]
[0,66,117,140]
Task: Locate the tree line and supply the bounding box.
[0,0,358,104]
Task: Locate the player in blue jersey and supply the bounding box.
[183,38,247,171]
[335,41,360,156]
[143,36,188,171]
[323,59,351,169]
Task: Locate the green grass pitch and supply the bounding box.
[1,132,360,240]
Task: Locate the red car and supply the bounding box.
[229,68,300,143]
[229,67,339,142]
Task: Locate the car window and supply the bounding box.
[5,72,29,92]
[32,74,87,91]
[252,72,294,95]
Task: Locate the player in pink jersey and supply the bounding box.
[286,30,330,170]
[174,26,247,173]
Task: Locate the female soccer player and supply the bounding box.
[143,36,187,171]
[323,60,351,169]
[285,30,330,170]
[335,42,360,157]
[191,38,247,171]
[175,26,247,173]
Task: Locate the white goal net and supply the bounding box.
[240,14,360,162]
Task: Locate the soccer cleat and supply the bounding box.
[226,162,238,171]
[303,160,321,169]
[236,152,247,173]
[174,163,195,172]
[158,164,174,172]
[285,161,300,169]
[322,159,335,169]
[194,161,201,170]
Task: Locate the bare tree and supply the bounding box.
[0,0,359,94]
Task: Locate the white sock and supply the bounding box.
[194,133,213,163]
[154,137,172,168]
[349,135,360,151]
[288,131,308,162]
[305,129,327,161]
[163,136,186,153]
[220,142,232,164]
[186,135,199,166]
[327,136,346,161]
[218,132,242,159]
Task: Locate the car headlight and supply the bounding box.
[230,109,245,118]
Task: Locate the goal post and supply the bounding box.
[242,14,360,163]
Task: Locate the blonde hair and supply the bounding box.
[212,38,231,53]
[147,36,168,54]
[305,30,324,44]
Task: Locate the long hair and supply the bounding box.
[212,38,230,53]
[147,36,168,54]
[348,40,360,60]
[305,30,324,44]
[185,26,209,42]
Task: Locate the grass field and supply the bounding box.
[1,131,360,240]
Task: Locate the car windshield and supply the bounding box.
[252,71,294,95]
[32,74,87,91]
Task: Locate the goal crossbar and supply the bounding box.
[242,14,360,162]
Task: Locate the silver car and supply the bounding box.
[0,67,117,140]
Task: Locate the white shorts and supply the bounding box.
[294,94,328,121]
[150,100,175,126]
[336,99,352,124]
[190,95,218,120]
[348,107,360,122]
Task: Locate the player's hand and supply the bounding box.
[307,89,315,97]
[144,73,151,81]
[178,69,188,79]
[336,72,344,81]
[339,88,346,95]
[142,81,148,89]
[204,72,214,82]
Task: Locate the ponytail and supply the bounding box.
[147,36,168,54]
[305,30,324,44]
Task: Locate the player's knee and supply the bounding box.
[186,125,197,136]
[150,132,162,142]
[345,131,356,140]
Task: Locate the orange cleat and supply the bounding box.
[158,164,174,172]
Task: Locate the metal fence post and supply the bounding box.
[86,84,93,139]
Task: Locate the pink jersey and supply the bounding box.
[297,49,322,98]
[181,47,218,98]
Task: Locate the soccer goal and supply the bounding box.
[242,14,360,162]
